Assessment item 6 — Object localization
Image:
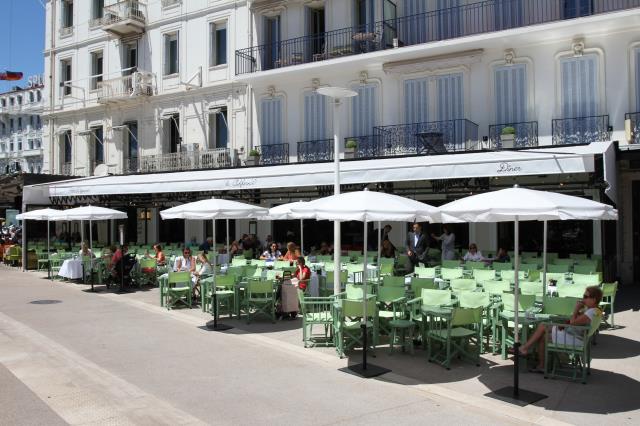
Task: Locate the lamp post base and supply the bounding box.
[205,320,233,331]
[340,363,390,379]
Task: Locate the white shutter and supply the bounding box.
[351,84,378,137]
[303,91,327,141]
[260,97,283,145]
[404,78,429,123]
[435,73,464,121]
[402,0,427,45]
[560,54,599,118]
[494,63,527,124]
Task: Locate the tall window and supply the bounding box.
[164,33,179,75]
[303,91,327,141]
[9,119,14,131]
[559,54,600,118]
[63,130,72,164]
[18,117,22,130]
[437,0,461,39]
[434,73,464,121]
[163,114,180,153]
[123,42,138,75]
[92,0,104,20]
[29,92,34,102]
[209,107,228,149]
[354,0,374,31]
[62,0,73,28]
[404,77,429,123]
[263,16,280,69]
[494,63,527,124]
[61,58,72,96]
[91,126,104,164]
[90,50,104,90]
[17,140,22,151]
[209,22,227,67]
[260,97,283,144]
[351,83,378,137]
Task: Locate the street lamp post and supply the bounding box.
[318,87,358,295]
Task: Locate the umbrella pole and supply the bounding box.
[89,219,94,291]
[542,220,548,302]
[47,219,51,279]
[334,221,341,295]
[300,218,304,256]
[377,221,381,267]
[206,219,232,332]
[513,216,520,397]
[226,219,230,263]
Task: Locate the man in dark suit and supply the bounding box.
[406,222,429,272]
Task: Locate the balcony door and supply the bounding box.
[90,126,104,173]
[354,0,375,32]
[124,121,138,171]
[163,114,181,153]
[404,77,429,124]
[437,0,461,40]
[635,47,640,112]
[123,41,137,76]
[260,97,283,145]
[382,0,398,48]
[560,54,599,119]
[303,91,327,141]
[495,0,523,30]
[263,16,281,70]
[305,6,325,61]
[351,83,378,138]
[563,0,593,19]
[401,0,427,46]
[62,131,72,173]
[494,64,527,124]
[208,108,228,149]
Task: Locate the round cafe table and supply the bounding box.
[58,258,84,280]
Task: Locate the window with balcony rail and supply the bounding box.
[60,58,72,97]
[90,51,104,91]
[303,91,327,142]
[61,0,73,34]
[164,33,179,76]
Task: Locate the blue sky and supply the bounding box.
[0,0,45,93]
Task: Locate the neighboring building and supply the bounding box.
[36,0,640,283]
[0,79,45,174]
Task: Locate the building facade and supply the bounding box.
[0,79,45,175]
[38,0,640,283]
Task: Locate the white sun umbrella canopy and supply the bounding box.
[266,201,316,255]
[17,208,62,273]
[438,185,617,396]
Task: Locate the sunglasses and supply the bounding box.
[183,251,191,255]
[583,294,593,299]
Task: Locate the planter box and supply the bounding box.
[501,134,515,149]
[344,148,356,159]
[245,156,260,166]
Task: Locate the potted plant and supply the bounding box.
[500,126,516,149]
[246,149,260,166]
[344,138,358,159]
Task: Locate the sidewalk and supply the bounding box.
[1,267,639,425]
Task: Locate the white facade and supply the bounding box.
[0,82,45,174]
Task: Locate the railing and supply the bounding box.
[257,143,290,166]
[134,148,231,174]
[103,1,146,27]
[625,112,640,144]
[488,121,539,149]
[161,0,181,7]
[552,115,611,145]
[59,26,73,37]
[236,0,640,75]
[97,71,155,103]
[297,139,333,163]
[61,163,72,176]
[366,119,479,159]
[124,157,139,174]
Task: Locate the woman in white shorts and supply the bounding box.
[518,286,603,373]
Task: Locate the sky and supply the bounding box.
[0,0,46,93]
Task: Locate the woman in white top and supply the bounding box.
[432,225,456,260]
[79,241,94,258]
[463,243,484,262]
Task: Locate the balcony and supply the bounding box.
[102,0,146,37]
[237,0,640,75]
[131,148,232,174]
[552,115,611,146]
[256,143,290,166]
[625,112,640,144]
[488,121,539,149]
[96,71,155,104]
[61,163,73,176]
[297,139,333,163]
[21,148,43,157]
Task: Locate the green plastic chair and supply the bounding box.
[553,258,575,266]
[382,275,405,288]
[246,280,275,324]
[473,269,496,283]
[599,282,617,329]
[544,272,569,286]
[210,274,236,319]
[441,260,460,269]
[481,280,511,296]
[557,282,589,298]
[231,257,247,266]
[333,298,378,358]
[571,273,600,286]
[388,297,415,355]
[450,278,476,294]
[427,307,483,369]
[519,281,544,301]
[410,277,437,297]
[137,258,158,287]
[324,270,348,295]
[499,269,526,284]
[542,296,579,316]
[414,266,437,278]
[166,271,192,310]
[465,261,486,270]
[547,263,571,273]
[421,289,454,308]
[440,267,463,281]
[377,286,406,335]
[297,289,334,348]
[499,293,536,359]
[37,252,50,271]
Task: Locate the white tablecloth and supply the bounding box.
[308,272,320,297]
[59,259,83,280]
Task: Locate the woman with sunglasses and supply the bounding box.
[518,285,603,373]
[174,248,196,274]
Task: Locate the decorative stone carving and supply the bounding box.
[504,49,515,65]
[572,40,585,57]
[267,85,276,98]
[359,71,368,84]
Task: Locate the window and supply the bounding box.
[0,99,5,107]
[123,42,137,75]
[434,73,464,121]
[17,95,22,105]
[62,0,73,28]
[36,91,42,102]
[209,107,228,149]
[63,130,72,164]
[30,116,35,128]
[437,0,462,39]
[91,126,104,164]
[303,91,327,141]
[90,51,104,90]
[351,83,378,137]
[9,97,14,106]
[164,33,179,75]
[92,0,104,20]
[263,16,280,69]
[259,97,284,144]
[9,142,14,151]
[124,122,138,162]
[209,22,227,67]
[354,0,374,30]
[404,78,429,123]
[36,116,41,128]
[9,119,14,131]
[61,58,72,96]
[163,114,180,153]
[559,54,599,118]
[0,122,5,135]
[0,143,4,152]
[494,63,527,124]
[28,140,34,150]
[18,118,22,130]
[35,139,41,149]
[17,140,22,151]
[563,0,593,19]
[29,92,34,103]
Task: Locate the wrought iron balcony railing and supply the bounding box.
[363,119,479,159]
[61,163,73,176]
[257,143,290,166]
[488,121,539,149]
[297,139,333,163]
[552,115,611,145]
[133,148,232,174]
[236,0,640,75]
[625,112,640,144]
[97,71,155,103]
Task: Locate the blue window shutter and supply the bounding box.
[560,54,599,118]
[402,0,427,44]
[260,97,283,144]
[351,84,377,137]
[404,78,429,123]
[435,73,463,121]
[304,91,326,141]
[494,64,527,124]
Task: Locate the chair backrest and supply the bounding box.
[458,291,491,308]
[250,259,266,267]
[543,272,568,285]
[451,307,482,326]
[481,280,511,295]
[421,289,453,307]
[575,259,600,271]
[491,261,513,271]
[346,284,365,300]
[232,257,247,266]
[449,278,476,293]
[571,273,600,286]
[266,269,283,281]
[601,281,617,301]
[340,256,352,264]
[326,270,348,285]
[346,263,364,275]
[340,299,377,319]
[377,286,405,303]
[543,296,578,316]
[248,280,273,296]
[473,269,496,282]
[379,257,395,265]
[520,262,540,272]
[588,309,603,337]
[139,258,157,269]
[440,267,463,280]
[411,277,437,294]
[465,261,486,270]
[501,294,535,312]
[348,250,361,257]
[215,274,236,288]
[557,283,589,298]
[275,260,291,269]
[547,263,571,273]
[441,259,460,269]
[499,270,526,283]
[553,258,575,266]
[379,263,394,275]
[521,251,539,258]
[382,275,405,287]
[570,253,588,260]
[519,281,543,297]
[168,271,191,286]
[572,264,595,275]
[414,266,437,278]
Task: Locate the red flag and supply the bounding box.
[0,71,23,81]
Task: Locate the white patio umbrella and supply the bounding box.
[266,201,316,255]
[17,208,62,275]
[52,206,128,290]
[160,198,269,331]
[439,185,617,400]
[292,188,441,377]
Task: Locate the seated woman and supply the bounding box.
[260,243,281,261]
[174,247,196,273]
[462,243,483,262]
[293,256,311,291]
[380,239,396,258]
[79,241,94,258]
[192,251,212,298]
[318,241,331,255]
[280,242,298,262]
[518,286,603,373]
[493,247,511,263]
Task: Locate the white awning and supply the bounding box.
[31,142,616,202]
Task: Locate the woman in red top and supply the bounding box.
[294,256,311,291]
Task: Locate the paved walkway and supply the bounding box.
[1,267,639,425]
